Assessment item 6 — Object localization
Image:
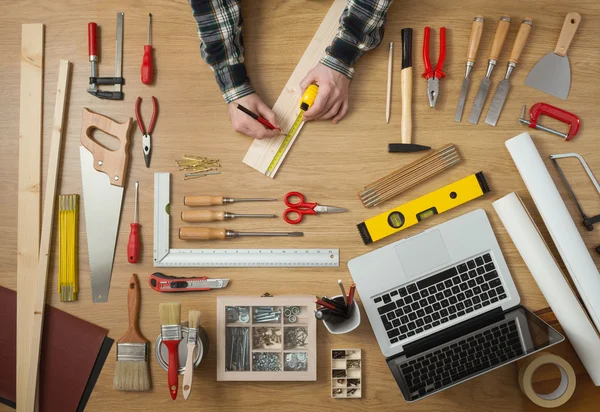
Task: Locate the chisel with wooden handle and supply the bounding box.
[179,227,303,241]
[181,210,276,222]
[455,16,485,122]
[468,14,511,124]
[184,196,276,206]
[485,18,533,126]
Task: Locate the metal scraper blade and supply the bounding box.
[524,53,571,100]
[484,80,510,127]
[80,147,124,303]
[468,78,490,125]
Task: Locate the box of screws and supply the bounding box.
[217,296,316,381]
[331,349,362,398]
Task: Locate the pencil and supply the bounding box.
[236,103,278,130]
[338,279,348,305]
[386,42,393,124]
[347,284,356,306]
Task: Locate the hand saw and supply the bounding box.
[80,108,133,302]
[148,272,230,292]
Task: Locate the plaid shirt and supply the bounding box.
[189,0,393,103]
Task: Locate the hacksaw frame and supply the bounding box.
[242,0,346,178]
[154,173,339,267]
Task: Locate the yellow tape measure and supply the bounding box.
[358,172,490,244]
[265,84,319,177]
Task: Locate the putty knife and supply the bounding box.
[524,12,581,100]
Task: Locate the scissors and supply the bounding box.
[283,192,348,224]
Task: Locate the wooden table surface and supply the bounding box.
[2,0,600,410]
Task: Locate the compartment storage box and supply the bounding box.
[331,349,362,398]
[217,295,316,381]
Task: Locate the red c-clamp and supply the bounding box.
[522,103,580,141]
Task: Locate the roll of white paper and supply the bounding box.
[493,192,600,385]
[505,132,600,334]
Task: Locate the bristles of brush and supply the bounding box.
[159,302,181,325]
[113,360,151,391]
[188,310,201,329]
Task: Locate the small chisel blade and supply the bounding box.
[484,80,510,127]
[468,78,490,124]
[455,77,470,122]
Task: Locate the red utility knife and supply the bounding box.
[149,272,230,292]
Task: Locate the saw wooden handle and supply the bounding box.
[467,16,485,63]
[80,108,133,188]
[179,227,227,241]
[554,12,581,57]
[181,210,225,222]
[184,196,224,206]
[120,274,146,343]
[489,14,511,61]
[509,18,533,65]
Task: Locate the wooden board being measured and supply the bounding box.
[17,23,44,412]
[242,0,346,178]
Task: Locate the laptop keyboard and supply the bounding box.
[374,252,508,344]
[398,318,523,401]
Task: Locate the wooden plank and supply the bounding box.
[242,0,346,178]
[24,60,71,412]
[17,23,44,411]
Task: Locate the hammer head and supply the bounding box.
[388,143,431,153]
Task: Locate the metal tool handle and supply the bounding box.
[79,108,133,187]
[181,210,225,222]
[554,12,582,57]
[184,195,224,206]
[179,227,227,240]
[88,23,98,58]
[401,28,413,144]
[467,16,485,63]
[509,19,533,64]
[489,14,511,61]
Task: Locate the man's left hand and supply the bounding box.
[300,63,350,124]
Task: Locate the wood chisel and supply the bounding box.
[80,108,133,302]
[184,195,276,206]
[455,16,485,122]
[525,12,581,100]
[485,18,533,126]
[179,227,303,241]
[149,272,230,292]
[181,210,276,222]
[468,14,511,125]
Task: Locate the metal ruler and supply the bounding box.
[154,172,339,267]
[265,113,304,177]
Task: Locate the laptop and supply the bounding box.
[348,209,564,402]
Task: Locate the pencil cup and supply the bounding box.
[323,295,361,334]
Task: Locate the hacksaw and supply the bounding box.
[80,108,133,302]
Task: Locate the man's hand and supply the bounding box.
[300,63,351,124]
[228,94,282,140]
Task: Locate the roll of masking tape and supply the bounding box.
[518,352,576,408]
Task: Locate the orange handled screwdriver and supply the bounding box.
[141,13,153,85]
[128,181,141,263]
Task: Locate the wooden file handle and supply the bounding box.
[467,16,485,63]
[509,18,533,65]
[181,210,225,222]
[80,108,133,188]
[184,196,224,206]
[489,14,511,61]
[179,227,227,240]
[554,12,581,57]
[121,274,144,343]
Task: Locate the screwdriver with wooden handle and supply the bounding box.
[179,228,303,241]
[181,210,276,223]
[127,181,140,263]
[184,196,277,207]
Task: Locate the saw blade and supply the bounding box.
[80,147,124,302]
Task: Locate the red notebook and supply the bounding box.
[0,286,112,411]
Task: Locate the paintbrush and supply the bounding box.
[113,274,151,391]
[159,302,182,400]
[183,310,200,400]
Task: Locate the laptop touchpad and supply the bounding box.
[395,229,451,280]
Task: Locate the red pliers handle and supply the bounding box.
[422,27,447,80]
[135,96,158,135]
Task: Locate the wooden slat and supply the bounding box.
[24,60,71,412]
[17,23,44,411]
[242,0,346,178]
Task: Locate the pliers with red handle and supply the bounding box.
[422,27,446,108]
[135,96,158,168]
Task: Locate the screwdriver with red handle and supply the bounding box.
[141,13,154,84]
[128,181,141,263]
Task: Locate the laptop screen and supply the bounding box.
[387,305,564,402]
